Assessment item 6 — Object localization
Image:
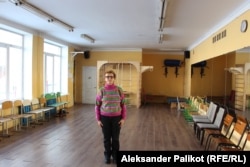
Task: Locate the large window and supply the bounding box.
[0,29,24,102]
[44,42,68,94]
[0,26,67,102]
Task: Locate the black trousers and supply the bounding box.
[101,115,121,159]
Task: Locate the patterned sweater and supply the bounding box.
[95,84,127,121]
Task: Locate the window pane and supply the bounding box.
[44,43,61,55]
[9,47,22,100]
[46,55,53,93]
[44,41,67,94]
[0,47,7,101]
[0,29,23,46]
[0,28,30,102]
[54,56,61,92]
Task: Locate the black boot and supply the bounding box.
[104,152,111,164]
[112,151,117,164]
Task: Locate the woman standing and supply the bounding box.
[95,70,127,164]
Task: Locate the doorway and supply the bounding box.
[82,66,97,104]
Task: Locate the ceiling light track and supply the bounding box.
[159,0,168,32]
[9,0,74,32]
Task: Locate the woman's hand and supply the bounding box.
[97,120,103,127]
[119,119,125,127]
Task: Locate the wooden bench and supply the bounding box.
[166,96,187,109]
[143,94,167,105]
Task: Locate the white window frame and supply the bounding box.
[44,41,68,94]
[0,27,32,102]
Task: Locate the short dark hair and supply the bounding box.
[105,70,116,78]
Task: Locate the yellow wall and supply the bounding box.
[188,10,250,99]
[74,50,142,103]
[191,10,250,64]
[236,51,250,64]
[142,53,185,97]
[141,52,234,98]
[191,54,234,97]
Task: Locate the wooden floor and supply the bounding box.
[0,103,203,167]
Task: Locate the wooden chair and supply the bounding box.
[61,94,70,109]
[197,102,209,116]
[209,115,248,151]
[177,96,187,112]
[31,98,48,122]
[220,130,250,151]
[186,96,199,111]
[203,113,234,150]
[181,96,195,122]
[192,102,213,119]
[1,100,24,134]
[0,101,13,137]
[39,97,54,121]
[56,92,69,116]
[13,100,33,128]
[23,99,43,126]
[196,106,226,145]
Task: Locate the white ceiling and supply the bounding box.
[0,0,250,52]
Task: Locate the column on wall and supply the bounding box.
[184,59,191,97]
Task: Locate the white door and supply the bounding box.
[82,66,97,104]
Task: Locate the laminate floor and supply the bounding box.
[0,103,203,167]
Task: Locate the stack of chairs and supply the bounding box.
[192,102,219,135]
[220,129,250,151]
[203,113,235,150]
[206,115,248,150]
[182,96,199,122]
[0,97,55,137]
[195,105,226,145]
[181,96,208,123]
[0,100,35,138]
[0,95,70,141]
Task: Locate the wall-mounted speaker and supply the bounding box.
[84,51,90,59]
[184,50,190,59]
